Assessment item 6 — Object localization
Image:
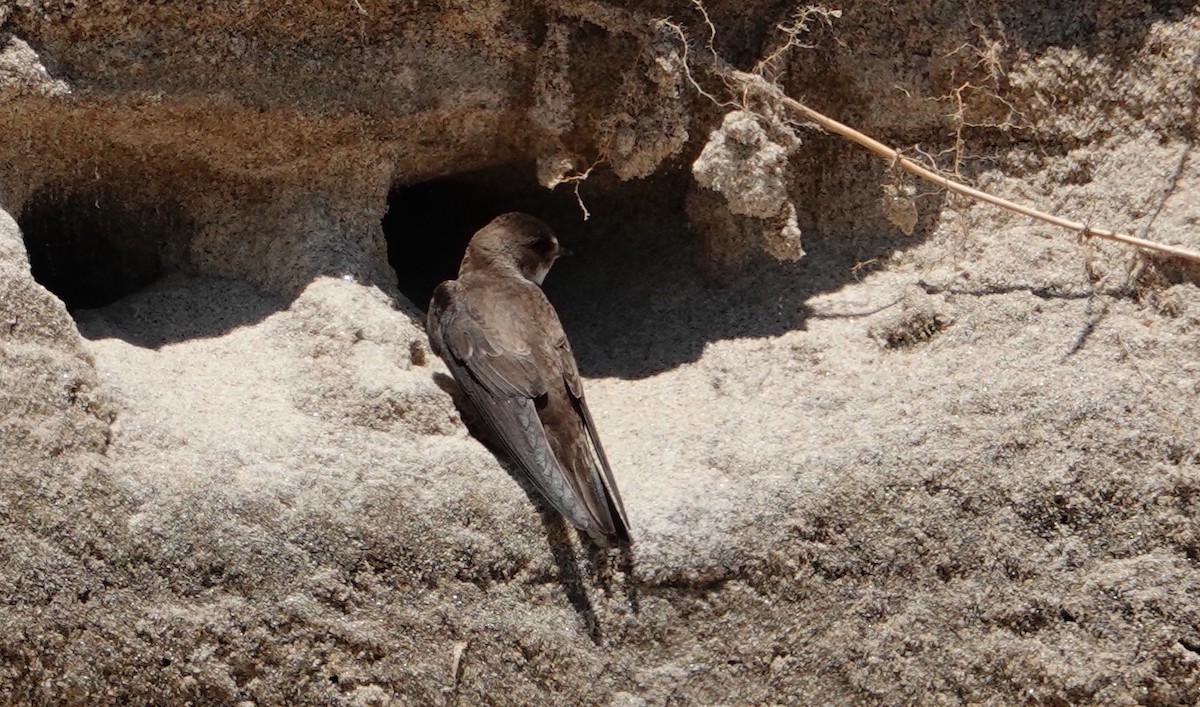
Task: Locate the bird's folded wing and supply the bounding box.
[428,282,592,529]
[430,282,546,399]
[558,337,633,543]
[450,367,594,531]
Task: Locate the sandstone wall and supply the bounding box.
[2,2,1199,704]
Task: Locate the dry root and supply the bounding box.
[664,2,1200,267]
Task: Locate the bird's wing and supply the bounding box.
[557,336,633,545]
[427,281,595,532]
[428,281,546,399]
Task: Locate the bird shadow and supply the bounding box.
[534,514,641,643]
[591,541,640,617]
[538,511,602,644]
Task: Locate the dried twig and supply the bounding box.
[727,70,1200,265]
[754,6,843,77]
[558,163,598,221]
[655,16,729,108]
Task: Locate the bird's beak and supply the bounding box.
[557,246,574,258]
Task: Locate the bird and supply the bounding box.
[426,212,632,548]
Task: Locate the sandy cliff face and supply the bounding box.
[2,1,1199,704]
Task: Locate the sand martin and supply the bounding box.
[427,213,632,548]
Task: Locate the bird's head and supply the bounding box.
[461,212,571,285]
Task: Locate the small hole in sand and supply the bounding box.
[19,184,188,311]
[381,163,579,311]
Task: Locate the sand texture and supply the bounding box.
[2,1,1200,704]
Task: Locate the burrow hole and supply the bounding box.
[19,184,189,311]
[381,162,586,310]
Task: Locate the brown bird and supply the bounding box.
[427,212,632,547]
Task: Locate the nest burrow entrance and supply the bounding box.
[19,184,189,311]
[380,162,589,310]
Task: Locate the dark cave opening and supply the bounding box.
[19,185,187,311]
[380,162,586,311]
[379,156,935,379]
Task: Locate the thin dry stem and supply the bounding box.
[690,0,718,57]
[754,6,842,77]
[728,70,1200,265]
[555,157,605,221]
[655,17,728,108]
